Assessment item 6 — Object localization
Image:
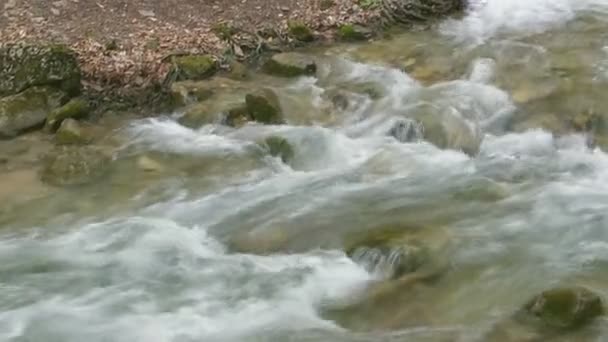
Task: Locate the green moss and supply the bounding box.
[224,105,250,127]
[45,98,90,132]
[263,53,317,78]
[264,136,294,163]
[338,24,371,41]
[172,55,217,81]
[288,21,315,42]
[245,89,284,124]
[0,44,81,97]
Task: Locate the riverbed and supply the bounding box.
[1,0,608,341]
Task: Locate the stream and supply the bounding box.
[2,0,608,341]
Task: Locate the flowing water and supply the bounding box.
[3,0,608,341]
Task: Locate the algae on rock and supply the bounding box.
[45,98,90,131]
[263,53,317,78]
[245,89,284,124]
[170,55,217,81]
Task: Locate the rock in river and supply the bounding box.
[263,52,317,78]
[245,88,284,124]
[522,286,605,330]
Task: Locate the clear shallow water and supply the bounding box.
[3,0,608,341]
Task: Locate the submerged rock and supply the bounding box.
[0,44,81,97]
[40,146,111,186]
[522,286,604,330]
[263,136,294,163]
[45,98,89,131]
[178,103,221,129]
[263,53,317,78]
[0,86,68,137]
[245,89,284,124]
[406,106,482,155]
[170,54,217,81]
[388,118,424,143]
[55,118,91,145]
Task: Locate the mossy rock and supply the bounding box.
[224,105,250,128]
[45,98,89,132]
[338,24,372,41]
[55,119,91,145]
[0,86,68,137]
[522,286,604,330]
[288,21,315,42]
[320,0,335,10]
[245,89,284,124]
[171,55,217,81]
[263,136,294,163]
[0,44,81,97]
[263,53,317,78]
[40,146,111,186]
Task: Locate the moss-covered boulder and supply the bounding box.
[40,146,111,186]
[0,44,81,97]
[338,24,372,41]
[45,98,89,131]
[522,286,604,330]
[245,89,284,124]
[55,118,91,145]
[170,55,217,81]
[0,86,68,137]
[263,53,317,78]
[288,21,315,42]
[263,136,294,163]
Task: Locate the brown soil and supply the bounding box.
[1,0,378,90]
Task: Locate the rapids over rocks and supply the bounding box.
[2,0,608,341]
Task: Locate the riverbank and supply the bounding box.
[1,0,379,100]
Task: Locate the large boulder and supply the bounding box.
[40,146,111,186]
[245,89,284,124]
[263,53,317,78]
[0,44,81,97]
[0,86,68,137]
